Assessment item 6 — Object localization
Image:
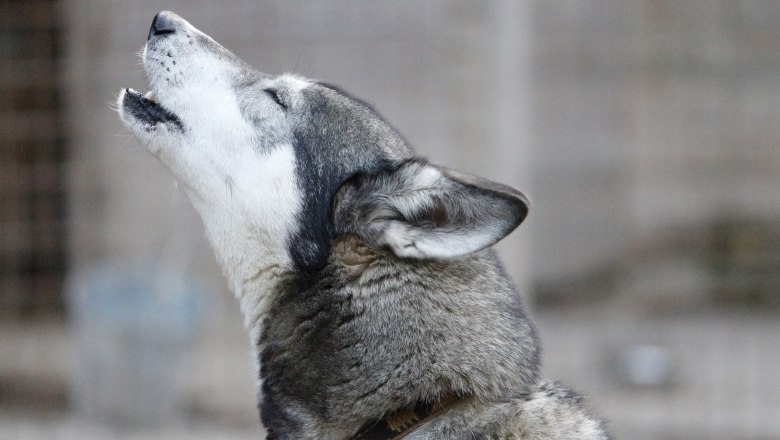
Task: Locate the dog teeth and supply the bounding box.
[144,91,157,103]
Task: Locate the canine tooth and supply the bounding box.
[144,91,157,102]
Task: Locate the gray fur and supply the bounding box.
[118,11,608,440]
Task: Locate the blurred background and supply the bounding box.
[2,1,779,439]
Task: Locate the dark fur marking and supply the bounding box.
[260,272,368,421]
[357,379,389,401]
[264,87,287,109]
[287,85,407,271]
[259,383,303,439]
[288,125,353,271]
[335,311,362,328]
[338,339,362,351]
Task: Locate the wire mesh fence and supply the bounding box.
[0,0,65,318]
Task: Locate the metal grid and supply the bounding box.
[0,0,65,317]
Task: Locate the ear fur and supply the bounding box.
[335,160,529,260]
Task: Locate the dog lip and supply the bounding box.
[123,88,182,129]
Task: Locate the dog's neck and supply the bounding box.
[187,190,295,340]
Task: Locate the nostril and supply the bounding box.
[148,12,176,41]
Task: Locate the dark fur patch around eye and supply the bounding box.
[264,87,287,109]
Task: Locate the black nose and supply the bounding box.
[148,12,176,40]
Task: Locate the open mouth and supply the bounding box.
[123,88,182,129]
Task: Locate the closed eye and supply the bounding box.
[264,88,287,110]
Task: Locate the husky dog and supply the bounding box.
[118,11,607,440]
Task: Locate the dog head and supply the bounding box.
[118,11,529,274]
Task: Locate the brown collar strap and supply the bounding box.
[350,392,473,440]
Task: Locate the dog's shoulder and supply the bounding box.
[407,381,610,440]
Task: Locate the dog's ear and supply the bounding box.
[336,160,528,260]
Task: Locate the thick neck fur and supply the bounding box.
[256,235,541,439]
